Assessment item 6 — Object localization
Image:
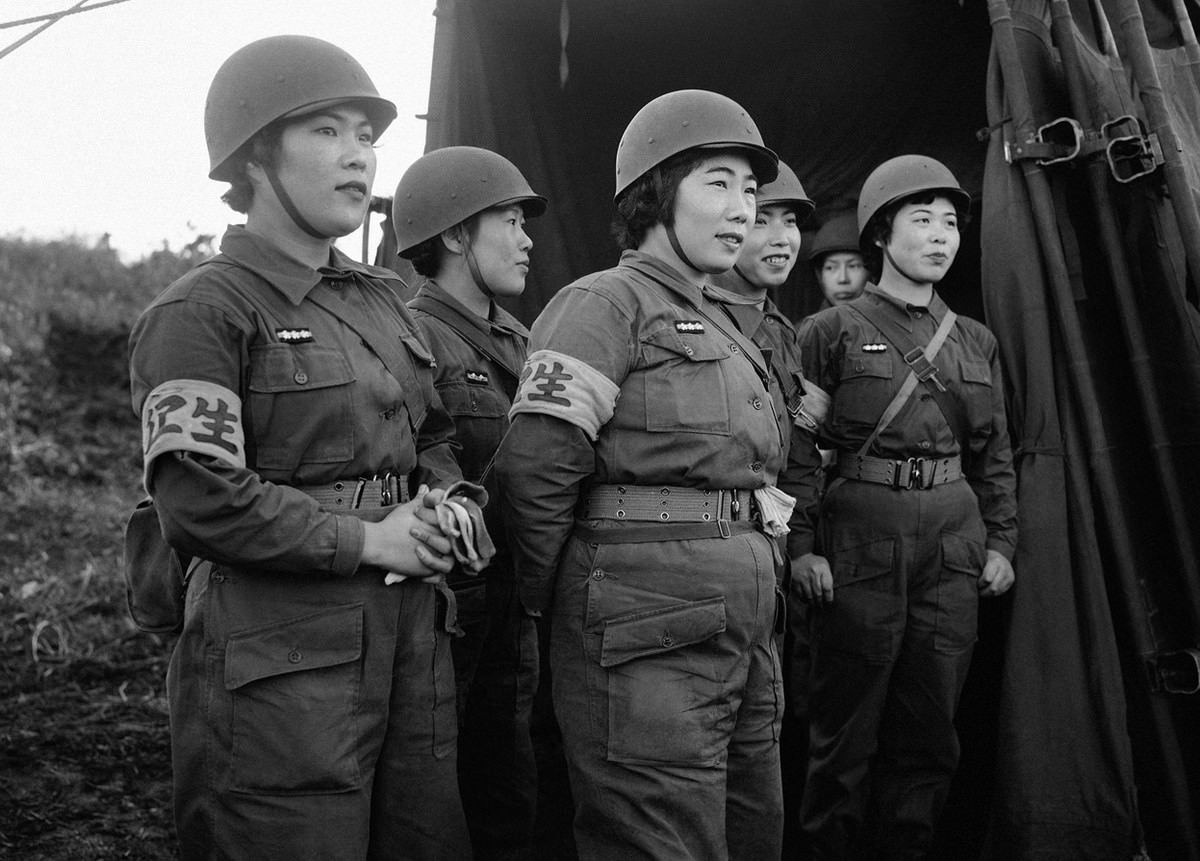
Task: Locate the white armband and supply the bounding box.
[140,379,247,491]
[509,349,620,441]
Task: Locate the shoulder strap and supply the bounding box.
[850,304,963,456]
[410,295,526,380]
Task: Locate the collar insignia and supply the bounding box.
[862,343,888,353]
[466,370,490,385]
[276,328,314,344]
[675,320,705,334]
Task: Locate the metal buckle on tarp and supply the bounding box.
[1101,115,1163,184]
[1145,648,1200,694]
[1005,117,1085,166]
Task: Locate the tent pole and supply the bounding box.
[1049,0,1200,624]
[1169,0,1200,93]
[986,2,1199,856]
[1113,0,1200,295]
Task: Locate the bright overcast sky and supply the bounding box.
[0,0,436,261]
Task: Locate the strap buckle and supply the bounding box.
[890,457,936,490]
[901,347,947,392]
[1102,115,1163,184]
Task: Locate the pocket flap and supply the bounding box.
[831,536,894,587]
[842,352,893,381]
[959,359,992,386]
[600,596,726,668]
[399,331,435,366]
[941,533,984,577]
[225,603,363,690]
[643,326,730,362]
[249,344,355,393]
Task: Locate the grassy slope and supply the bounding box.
[0,235,208,859]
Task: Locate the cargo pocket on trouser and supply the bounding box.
[934,533,983,653]
[601,596,729,766]
[224,603,363,793]
[816,537,897,662]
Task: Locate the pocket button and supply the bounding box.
[288,649,302,664]
[661,634,674,647]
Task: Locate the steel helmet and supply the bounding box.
[614,89,779,201]
[756,161,815,224]
[392,146,546,258]
[856,155,971,246]
[205,35,398,182]
[808,212,862,263]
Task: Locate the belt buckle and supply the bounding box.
[891,458,921,490]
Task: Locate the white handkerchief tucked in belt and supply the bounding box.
[753,485,797,538]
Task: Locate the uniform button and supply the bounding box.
[752,398,763,410]
[661,634,675,648]
[919,440,931,450]
[472,403,479,412]
[212,572,225,584]
[684,345,694,356]
[751,461,763,472]
[729,344,740,354]
[914,311,924,319]
[333,481,345,491]
[591,568,605,580]
[288,649,302,664]
[293,370,309,385]
[855,360,865,373]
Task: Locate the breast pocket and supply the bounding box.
[436,381,508,480]
[832,352,895,432]
[247,344,356,472]
[958,359,994,441]
[640,328,732,435]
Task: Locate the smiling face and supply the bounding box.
[736,202,801,289]
[463,204,533,299]
[817,251,869,305]
[641,151,757,279]
[258,104,377,240]
[880,194,960,286]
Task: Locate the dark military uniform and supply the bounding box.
[796,286,1017,859]
[497,251,820,861]
[129,227,471,860]
[408,280,540,858]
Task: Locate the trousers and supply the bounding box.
[801,478,984,860]
[168,564,470,860]
[550,527,785,861]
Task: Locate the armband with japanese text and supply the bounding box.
[140,379,246,491]
[509,349,620,441]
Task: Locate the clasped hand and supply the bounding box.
[359,485,457,582]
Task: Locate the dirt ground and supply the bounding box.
[0,631,176,860]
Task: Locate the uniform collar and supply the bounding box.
[414,279,530,339]
[620,249,707,308]
[218,225,388,306]
[864,284,950,324]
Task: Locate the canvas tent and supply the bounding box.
[383,1,1200,858]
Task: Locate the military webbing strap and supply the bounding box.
[408,293,525,401]
[848,303,960,458]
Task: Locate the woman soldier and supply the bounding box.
[794,156,1017,859]
[128,36,483,860]
[497,90,821,860]
[392,146,546,859]
[707,161,827,856]
[807,211,871,309]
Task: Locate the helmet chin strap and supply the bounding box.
[264,164,333,240]
[457,227,496,301]
[883,244,927,290]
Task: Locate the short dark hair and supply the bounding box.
[408,214,481,277]
[219,123,285,214]
[610,149,714,250]
[862,190,969,278]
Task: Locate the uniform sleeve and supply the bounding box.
[130,297,364,577]
[968,336,1018,560]
[780,421,822,558]
[496,412,595,613]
